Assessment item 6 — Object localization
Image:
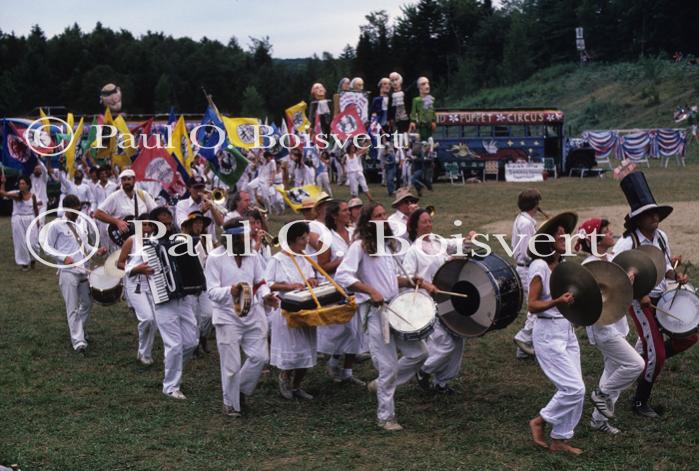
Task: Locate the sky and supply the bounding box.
[1,0,413,58]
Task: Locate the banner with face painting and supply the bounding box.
[131,142,187,198]
[339,92,369,123]
[330,107,367,140]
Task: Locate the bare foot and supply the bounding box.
[529,416,548,449]
[550,439,583,455]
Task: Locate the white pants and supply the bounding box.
[316,171,332,197]
[124,281,157,360]
[247,177,270,210]
[11,214,37,266]
[191,292,213,338]
[533,317,584,440]
[59,271,92,350]
[154,297,199,394]
[215,314,268,411]
[365,303,428,422]
[514,266,535,344]
[422,321,465,386]
[348,171,368,197]
[401,162,411,186]
[591,335,645,423]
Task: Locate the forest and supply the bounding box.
[0,0,697,119]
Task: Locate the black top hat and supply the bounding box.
[620,172,673,222]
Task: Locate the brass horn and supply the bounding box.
[211,187,228,206]
[424,205,436,217]
[261,230,280,247]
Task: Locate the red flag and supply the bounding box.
[330,106,366,140]
[131,135,187,196]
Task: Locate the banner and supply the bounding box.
[222,117,260,149]
[1,120,38,175]
[582,128,686,161]
[505,162,544,182]
[285,101,310,133]
[132,135,187,197]
[276,184,322,213]
[330,107,367,141]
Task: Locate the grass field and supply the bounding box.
[2,160,699,470]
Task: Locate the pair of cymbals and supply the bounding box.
[612,247,662,299]
[550,262,603,326]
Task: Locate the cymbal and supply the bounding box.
[612,250,657,299]
[583,260,633,325]
[550,262,602,326]
[104,250,124,278]
[527,212,578,259]
[636,245,666,286]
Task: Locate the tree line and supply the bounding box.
[0,0,696,120]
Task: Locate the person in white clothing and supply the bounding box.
[265,221,320,400]
[316,200,366,386]
[344,143,373,200]
[387,188,418,241]
[576,218,644,435]
[512,189,543,359]
[44,195,107,352]
[246,151,277,212]
[30,161,49,217]
[224,190,251,223]
[91,166,119,249]
[335,201,428,432]
[404,208,463,395]
[59,169,94,215]
[175,175,224,240]
[0,175,40,270]
[527,214,584,455]
[206,218,279,417]
[117,216,159,365]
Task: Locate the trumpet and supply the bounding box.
[203,188,229,214]
[260,230,280,247]
[424,205,436,217]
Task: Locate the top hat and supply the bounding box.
[620,172,673,222]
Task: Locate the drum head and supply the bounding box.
[104,250,125,278]
[387,290,436,333]
[89,266,121,290]
[657,289,699,335]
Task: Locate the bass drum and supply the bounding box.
[433,254,522,337]
[89,266,123,306]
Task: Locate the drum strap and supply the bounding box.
[66,221,88,258]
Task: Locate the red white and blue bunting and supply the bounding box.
[582,129,686,161]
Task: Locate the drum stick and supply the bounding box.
[382,304,417,328]
[650,304,683,322]
[435,289,469,299]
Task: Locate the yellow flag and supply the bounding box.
[65,117,84,178]
[167,115,194,174]
[113,115,137,159]
[222,117,260,149]
[67,112,74,130]
[93,108,116,160]
[275,184,323,213]
[285,101,310,133]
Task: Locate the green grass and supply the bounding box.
[2,160,699,470]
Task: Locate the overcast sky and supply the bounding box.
[1,0,415,58]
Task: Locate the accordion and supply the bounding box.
[281,282,344,312]
[143,237,206,305]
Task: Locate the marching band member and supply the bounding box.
[91,166,119,249]
[225,190,251,222]
[30,161,49,222]
[404,208,462,395]
[246,151,276,212]
[175,176,224,239]
[246,208,273,270]
[316,150,333,197]
[387,188,419,241]
[44,195,106,353]
[527,215,584,455]
[613,172,696,418]
[344,143,373,201]
[265,221,320,400]
[0,175,40,271]
[180,210,214,354]
[316,200,365,385]
[335,201,428,431]
[149,207,199,400]
[512,189,542,359]
[117,215,158,365]
[347,197,363,230]
[307,192,331,257]
[59,169,94,215]
[576,218,644,435]
[206,218,279,417]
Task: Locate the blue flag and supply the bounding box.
[2,119,38,176]
[196,106,229,162]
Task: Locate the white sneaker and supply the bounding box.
[342,375,367,387]
[590,388,614,419]
[367,379,378,393]
[513,337,535,356]
[590,419,620,435]
[278,373,293,400]
[137,353,154,366]
[166,390,187,400]
[223,404,241,418]
[292,388,314,400]
[378,419,403,431]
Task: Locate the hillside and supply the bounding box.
[452,59,699,136]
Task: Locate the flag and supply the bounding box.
[132,135,188,197]
[330,106,367,140]
[93,108,116,161]
[167,115,194,174]
[1,120,38,175]
[215,146,249,188]
[285,101,310,133]
[222,117,260,149]
[276,184,322,213]
[267,123,289,159]
[64,117,85,178]
[113,115,138,159]
[195,106,227,160]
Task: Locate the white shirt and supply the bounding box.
[45,216,94,276]
[388,211,409,240]
[91,180,119,209]
[9,193,36,217]
[345,153,363,173]
[30,162,48,204]
[205,246,271,325]
[335,240,400,304]
[403,237,450,282]
[613,228,672,297]
[60,173,94,212]
[98,188,157,220]
[223,209,243,224]
[528,259,563,318]
[583,253,630,344]
[265,251,315,288]
[512,211,537,266]
[258,159,277,185]
[175,196,217,237]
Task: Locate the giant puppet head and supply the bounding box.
[350,77,364,92]
[100,83,122,113]
[378,77,391,96]
[417,76,431,96]
[311,83,327,100]
[389,72,403,91]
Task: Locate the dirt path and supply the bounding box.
[481,201,698,263]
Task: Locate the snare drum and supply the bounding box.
[89,266,123,306]
[433,254,523,337]
[656,288,699,337]
[386,290,436,341]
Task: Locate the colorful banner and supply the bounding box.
[330,107,367,140]
[437,109,565,125]
[275,184,322,213]
[582,128,686,161]
[222,117,260,149]
[285,102,310,133]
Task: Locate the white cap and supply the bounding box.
[119,169,136,179]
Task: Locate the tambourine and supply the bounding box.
[233,283,252,317]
